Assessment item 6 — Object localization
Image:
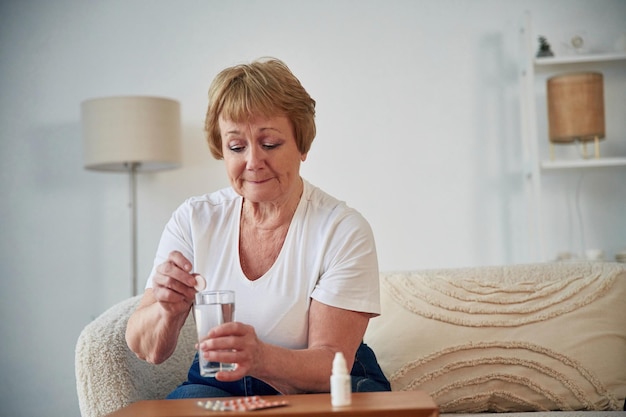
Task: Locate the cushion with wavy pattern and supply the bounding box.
[364,262,626,413]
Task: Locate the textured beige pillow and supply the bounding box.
[364,262,626,413]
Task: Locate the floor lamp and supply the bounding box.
[81,96,182,296]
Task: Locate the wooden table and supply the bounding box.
[105,391,439,417]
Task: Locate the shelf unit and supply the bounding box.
[541,157,626,170]
[534,52,626,66]
[519,12,626,261]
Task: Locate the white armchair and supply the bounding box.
[74,295,197,417]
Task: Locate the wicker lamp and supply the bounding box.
[546,72,605,159]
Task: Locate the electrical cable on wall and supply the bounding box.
[575,171,586,258]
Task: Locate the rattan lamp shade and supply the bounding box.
[81,96,182,171]
[547,72,605,144]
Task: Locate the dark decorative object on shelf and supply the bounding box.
[537,36,554,57]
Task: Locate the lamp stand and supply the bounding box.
[126,162,140,296]
[81,97,182,297]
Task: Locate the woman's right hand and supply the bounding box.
[126,250,199,363]
[151,250,198,316]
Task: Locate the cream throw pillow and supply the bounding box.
[364,262,626,413]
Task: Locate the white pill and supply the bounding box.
[194,274,206,291]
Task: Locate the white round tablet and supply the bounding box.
[194,274,206,291]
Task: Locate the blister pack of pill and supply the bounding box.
[196,396,289,412]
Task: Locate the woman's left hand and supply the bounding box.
[198,301,369,393]
[198,321,265,381]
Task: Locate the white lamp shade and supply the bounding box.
[81,96,182,171]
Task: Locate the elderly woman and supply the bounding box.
[125,58,390,398]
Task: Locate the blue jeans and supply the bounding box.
[167,342,391,398]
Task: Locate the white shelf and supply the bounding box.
[541,157,626,170]
[520,11,626,262]
[535,52,626,66]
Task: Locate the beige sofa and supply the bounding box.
[75,261,626,417]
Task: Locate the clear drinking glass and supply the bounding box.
[194,290,236,377]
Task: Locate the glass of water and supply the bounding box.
[194,290,236,377]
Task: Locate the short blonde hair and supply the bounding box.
[205,58,316,159]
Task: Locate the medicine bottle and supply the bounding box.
[330,351,352,407]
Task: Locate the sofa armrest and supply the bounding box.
[75,295,196,417]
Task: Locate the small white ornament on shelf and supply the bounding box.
[585,249,605,261]
[566,31,588,55]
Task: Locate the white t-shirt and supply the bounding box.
[146,180,380,349]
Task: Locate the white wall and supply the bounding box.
[0,1,624,416]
